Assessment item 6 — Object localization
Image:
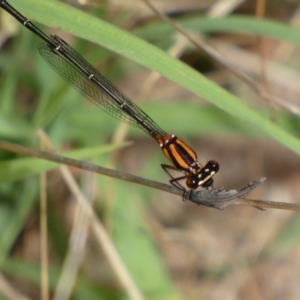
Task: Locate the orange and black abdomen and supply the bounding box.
[156,134,198,171]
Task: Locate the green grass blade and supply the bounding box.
[7,0,300,158]
[135,15,300,47]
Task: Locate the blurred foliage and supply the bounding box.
[1,0,300,299]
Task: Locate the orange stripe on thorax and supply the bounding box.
[157,134,201,172]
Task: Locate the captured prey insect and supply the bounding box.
[0,0,219,192]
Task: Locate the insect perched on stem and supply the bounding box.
[0,0,219,192]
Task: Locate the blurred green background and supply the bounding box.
[1,0,300,299]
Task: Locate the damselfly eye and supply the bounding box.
[186,177,198,190]
[206,160,219,173]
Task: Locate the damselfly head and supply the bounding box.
[185,160,219,190]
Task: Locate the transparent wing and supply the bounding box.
[37,35,167,137]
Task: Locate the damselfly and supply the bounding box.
[0,0,219,192]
